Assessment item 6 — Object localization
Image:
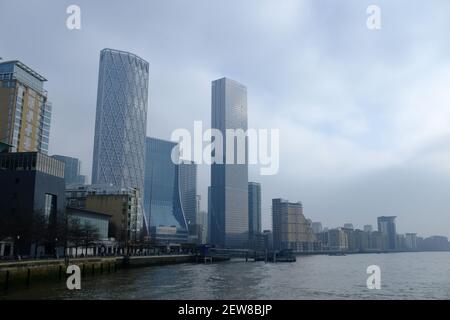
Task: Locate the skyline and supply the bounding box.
[2,0,450,237]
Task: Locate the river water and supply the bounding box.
[2,252,450,300]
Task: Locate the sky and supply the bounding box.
[1,0,450,237]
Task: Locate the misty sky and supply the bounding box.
[1,0,450,237]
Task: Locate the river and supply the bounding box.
[2,252,450,299]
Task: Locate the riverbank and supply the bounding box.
[0,255,195,290]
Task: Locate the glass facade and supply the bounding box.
[144,137,188,243]
[210,78,249,248]
[178,160,197,226]
[91,49,149,235]
[248,182,261,238]
[52,155,86,185]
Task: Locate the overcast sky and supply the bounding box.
[2,0,450,237]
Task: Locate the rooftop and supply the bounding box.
[0,60,47,82]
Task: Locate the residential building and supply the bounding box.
[0,60,52,154]
[272,199,318,252]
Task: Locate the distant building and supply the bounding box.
[179,161,197,226]
[144,137,188,245]
[377,216,397,250]
[248,182,262,243]
[344,223,354,230]
[421,236,450,251]
[209,78,249,249]
[328,229,348,251]
[52,155,86,186]
[396,234,406,251]
[369,231,387,251]
[272,199,318,252]
[363,225,373,233]
[342,228,358,252]
[262,230,273,251]
[311,222,323,234]
[197,210,208,244]
[0,60,52,154]
[0,152,65,256]
[354,229,370,252]
[405,233,418,250]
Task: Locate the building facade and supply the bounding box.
[0,60,52,154]
[210,78,249,248]
[377,216,397,250]
[0,152,65,256]
[178,160,197,227]
[248,182,261,242]
[91,48,148,232]
[85,187,142,244]
[52,155,86,186]
[144,137,188,244]
[272,199,318,252]
[405,233,418,250]
[311,222,323,234]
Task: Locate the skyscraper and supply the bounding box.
[377,216,397,250]
[210,77,249,248]
[91,49,148,235]
[52,155,86,185]
[144,137,188,244]
[0,60,52,154]
[178,160,197,226]
[248,182,261,240]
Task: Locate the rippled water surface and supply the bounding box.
[2,252,450,299]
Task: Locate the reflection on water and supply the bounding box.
[2,252,450,300]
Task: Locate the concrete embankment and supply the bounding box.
[0,255,194,290]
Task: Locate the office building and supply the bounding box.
[0,152,65,255]
[210,78,249,248]
[272,199,318,252]
[178,160,197,226]
[311,222,323,234]
[91,49,148,233]
[52,155,86,185]
[144,137,188,244]
[344,223,354,230]
[0,60,52,154]
[248,182,262,241]
[377,216,397,250]
[363,225,373,233]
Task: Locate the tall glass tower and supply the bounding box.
[91,48,149,234]
[210,77,249,248]
[144,137,188,244]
